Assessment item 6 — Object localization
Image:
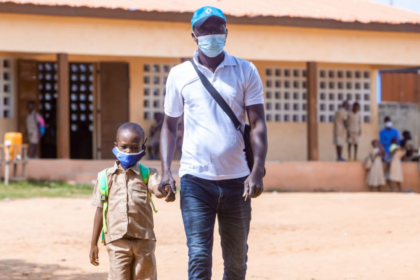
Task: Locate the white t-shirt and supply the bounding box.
[164,51,264,180]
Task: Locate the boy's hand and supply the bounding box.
[165,189,176,202]
[89,244,99,266]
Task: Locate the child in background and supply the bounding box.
[89,122,174,279]
[366,140,386,191]
[388,137,404,192]
[347,102,362,161]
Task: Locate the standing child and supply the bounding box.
[365,140,386,191]
[388,137,404,192]
[89,122,174,279]
[347,102,362,161]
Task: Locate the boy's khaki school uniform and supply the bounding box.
[91,161,161,280]
[347,111,361,144]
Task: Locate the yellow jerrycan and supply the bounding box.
[4,132,22,160]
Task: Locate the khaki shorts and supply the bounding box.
[107,237,156,280]
[334,135,345,146]
[347,132,359,144]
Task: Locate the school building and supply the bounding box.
[1,0,420,190]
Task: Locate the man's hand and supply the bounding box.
[158,172,177,202]
[89,244,99,266]
[243,169,264,199]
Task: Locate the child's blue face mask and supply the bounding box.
[112,147,146,169]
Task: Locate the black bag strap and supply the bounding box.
[190,60,243,134]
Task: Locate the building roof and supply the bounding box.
[2,0,420,25]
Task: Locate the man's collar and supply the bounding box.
[192,50,236,68]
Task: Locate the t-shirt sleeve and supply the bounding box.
[164,69,184,118]
[91,179,103,208]
[244,63,264,107]
[147,167,162,194]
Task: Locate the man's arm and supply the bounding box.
[245,104,268,198]
[89,207,103,266]
[158,114,179,202]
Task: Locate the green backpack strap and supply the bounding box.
[98,169,109,243]
[138,163,158,213]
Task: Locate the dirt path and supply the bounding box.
[1,193,419,279]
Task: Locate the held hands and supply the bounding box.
[243,169,264,200]
[158,172,177,202]
[89,244,99,266]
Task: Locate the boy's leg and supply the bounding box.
[132,239,156,280]
[107,239,134,280]
[181,175,219,280]
[217,176,251,280]
[347,143,352,160]
[354,144,358,160]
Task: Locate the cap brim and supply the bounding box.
[194,15,226,28]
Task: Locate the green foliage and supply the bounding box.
[0,180,92,199]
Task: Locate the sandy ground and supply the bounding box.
[1,193,419,280]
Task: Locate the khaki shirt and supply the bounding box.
[91,161,161,244]
[333,108,348,137]
[347,111,361,133]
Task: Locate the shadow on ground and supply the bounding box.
[0,259,107,280]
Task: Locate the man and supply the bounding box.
[26,101,41,158]
[159,6,267,280]
[380,116,401,161]
[333,101,349,161]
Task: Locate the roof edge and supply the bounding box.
[1,2,420,33]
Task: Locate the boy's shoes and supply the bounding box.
[348,158,353,162]
[354,158,360,162]
[337,158,346,162]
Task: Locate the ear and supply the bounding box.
[225,29,228,42]
[191,32,198,45]
[114,142,118,148]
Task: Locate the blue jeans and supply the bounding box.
[180,174,251,280]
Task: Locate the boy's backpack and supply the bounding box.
[37,114,45,136]
[98,163,157,243]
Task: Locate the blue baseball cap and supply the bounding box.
[191,6,226,30]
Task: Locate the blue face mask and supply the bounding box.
[112,147,146,169]
[195,34,226,57]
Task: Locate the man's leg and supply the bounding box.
[181,175,219,280]
[217,177,251,280]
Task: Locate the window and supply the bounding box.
[0,57,13,118]
[265,67,307,122]
[143,63,175,120]
[318,68,371,123]
[68,63,94,132]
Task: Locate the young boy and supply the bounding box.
[89,122,173,279]
[347,102,362,161]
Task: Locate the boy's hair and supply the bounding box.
[353,102,360,108]
[384,116,391,122]
[116,122,145,141]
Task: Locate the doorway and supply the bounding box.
[69,63,94,159]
